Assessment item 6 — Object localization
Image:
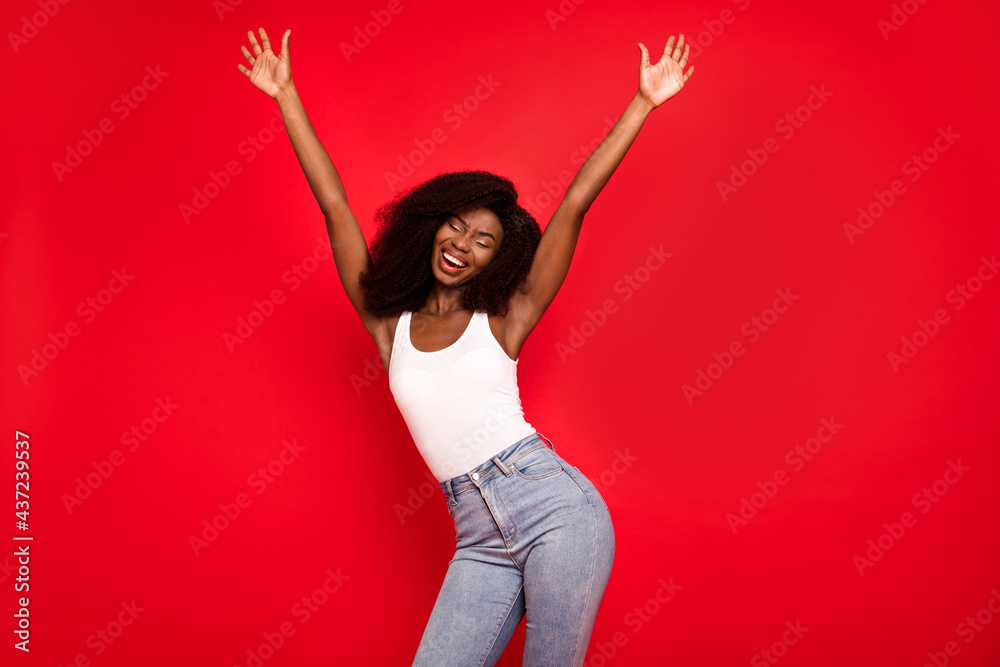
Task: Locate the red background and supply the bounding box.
[3,0,999,665]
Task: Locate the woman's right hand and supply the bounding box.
[238,27,292,99]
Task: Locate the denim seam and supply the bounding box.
[492,485,519,555]
[450,465,503,495]
[505,442,547,465]
[570,502,601,666]
[478,583,525,667]
[511,464,564,481]
[449,448,539,495]
[509,445,562,480]
[445,438,546,495]
[564,466,595,506]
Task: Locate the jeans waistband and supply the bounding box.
[439,431,555,502]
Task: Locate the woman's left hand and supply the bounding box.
[638,34,694,108]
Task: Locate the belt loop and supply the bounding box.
[492,455,513,477]
[444,478,456,505]
[538,432,555,451]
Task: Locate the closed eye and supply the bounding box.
[449,222,491,249]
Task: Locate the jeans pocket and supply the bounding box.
[510,447,564,480]
[560,464,603,507]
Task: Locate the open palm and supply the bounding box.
[237,27,292,99]
[638,34,694,108]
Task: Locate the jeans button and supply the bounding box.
[472,472,480,481]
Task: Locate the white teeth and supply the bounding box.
[443,250,466,268]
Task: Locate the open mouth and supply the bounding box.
[441,249,467,272]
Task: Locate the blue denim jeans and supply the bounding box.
[412,432,615,666]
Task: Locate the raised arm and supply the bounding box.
[238,28,380,336]
[506,34,693,347]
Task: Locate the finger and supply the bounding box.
[638,42,649,69]
[259,26,272,52]
[663,35,675,63]
[684,65,694,81]
[281,29,290,62]
[241,44,255,65]
[672,34,685,60]
[248,28,262,56]
[678,45,689,69]
[237,63,249,78]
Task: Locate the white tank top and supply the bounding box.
[388,310,537,482]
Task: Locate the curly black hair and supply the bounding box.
[359,170,542,318]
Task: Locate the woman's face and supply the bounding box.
[431,207,504,285]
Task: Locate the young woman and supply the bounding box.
[237,26,692,666]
